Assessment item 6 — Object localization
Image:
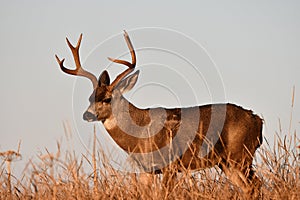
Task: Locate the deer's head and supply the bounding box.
[55,31,139,122]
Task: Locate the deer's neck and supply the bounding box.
[103,97,150,130]
[103,97,174,153]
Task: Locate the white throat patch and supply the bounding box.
[103,117,117,130]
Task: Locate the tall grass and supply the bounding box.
[0,126,298,199]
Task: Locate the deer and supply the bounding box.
[55,31,263,197]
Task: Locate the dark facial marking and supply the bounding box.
[89,86,111,103]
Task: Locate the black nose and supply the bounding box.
[83,111,97,121]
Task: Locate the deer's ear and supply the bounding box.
[98,70,110,86]
[116,70,139,94]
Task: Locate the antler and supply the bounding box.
[55,34,98,89]
[109,30,136,88]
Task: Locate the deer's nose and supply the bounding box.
[83,111,97,122]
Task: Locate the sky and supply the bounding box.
[0,1,299,172]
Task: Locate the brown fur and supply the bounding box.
[88,86,263,197]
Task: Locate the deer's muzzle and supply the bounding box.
[83,111,97,122]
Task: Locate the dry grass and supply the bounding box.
[0,127,298,200]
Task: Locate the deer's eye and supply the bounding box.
[103,98,111,103]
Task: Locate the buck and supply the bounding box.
[55,31,263,196]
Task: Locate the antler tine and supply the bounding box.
[109,30,137,88]
[55,34,98,89]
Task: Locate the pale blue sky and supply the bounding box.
[0,1,299,171]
